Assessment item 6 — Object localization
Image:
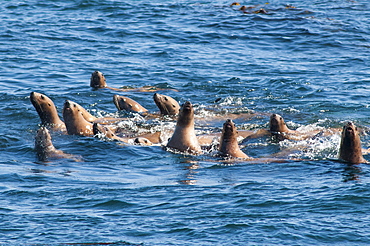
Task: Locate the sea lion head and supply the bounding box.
[63,100,79,119]
[63,100,93,136]
[269,114,290,133]
[219,119,249,159]
[92,122,116,139]
[339,121,365,164]
[177,101,194,127]
[113,95,148,113]
[30,92,64,127]
[35,127,55,161]
[221,119,238,142]
[230,2,240,6]
[90,71,107,88]
[71,101,96,122]
[153,93,180,115]
[35,127,53,150]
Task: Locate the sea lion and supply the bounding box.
[93,122,129,142]
[243,113,315,142]
[242,113,296,141]
[63,100,94,136]
[219,119,251,159]
[30,92,66,131]
[269,113,341,140]
[166,101,202,155]
[90,71,178,92]
[153,93,180,116]
[338,122,367,164]
[35,127,81,162]
[93,123,160,145]
[113,95,148,113]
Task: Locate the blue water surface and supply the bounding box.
[1,0,370,245]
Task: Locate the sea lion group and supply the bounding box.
[30,71,368,164]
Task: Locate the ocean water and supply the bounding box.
[1,0,370,245]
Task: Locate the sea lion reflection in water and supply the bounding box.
[90,71,178,92]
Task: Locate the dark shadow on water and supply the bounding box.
[342,164,362,182]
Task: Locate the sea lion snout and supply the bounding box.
[223,119,234,130]
[346,121,355,128]
[183,101,191,106]
[63,100,79,113]
[30,92,45,103]
[182,101,192,110]
[64,100,72,108]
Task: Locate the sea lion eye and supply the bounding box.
[165,97,168,101]
[41,95,45,99]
